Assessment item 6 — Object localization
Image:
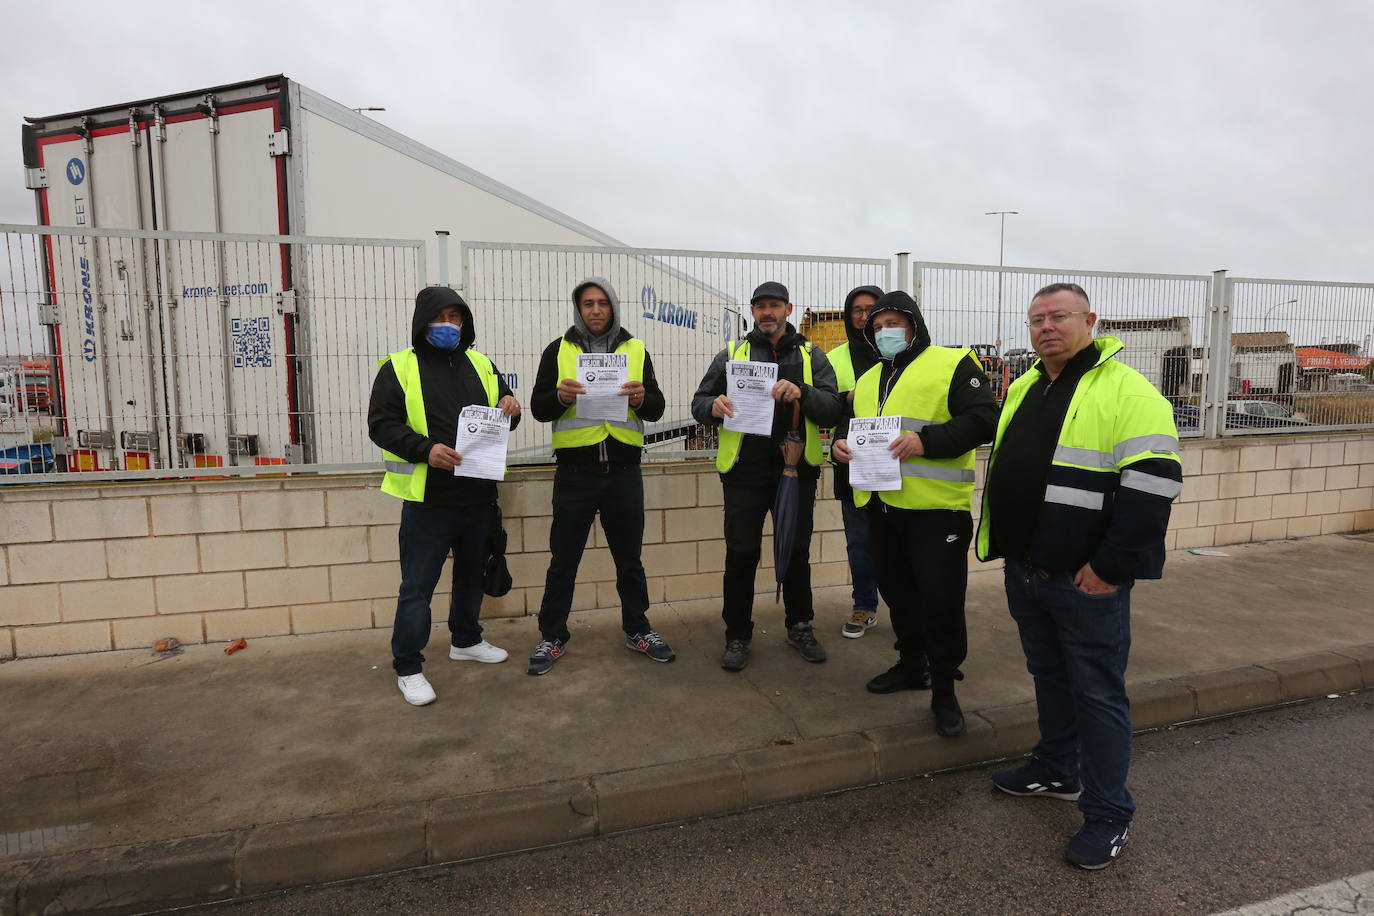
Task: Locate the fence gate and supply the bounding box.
[0,224,425,480]
[459,241,890,463]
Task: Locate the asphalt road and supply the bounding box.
[183,692,1374,916]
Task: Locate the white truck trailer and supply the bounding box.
[1095,316,1192,400]
[20,75,743,471]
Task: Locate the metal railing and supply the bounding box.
[3,226,1370,485]
[1223,276,1374,435]
[458,241,890,461]
[911,261,1374,438]
[1,224,424,480]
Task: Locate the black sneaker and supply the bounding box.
[1065,819,1130,870]
[992,758,1082,801]
[626,630,675,663]
[931,690,965,737]
[866,661,933,694]
[721,638,751,671]
[526,638,565,676]
[786,622,827,663]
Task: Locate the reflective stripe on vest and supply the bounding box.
[975,337,1182,560]
[716,340,822,473]
[850,345,979,511]
[551,338,646,449]
[377,347,499,501]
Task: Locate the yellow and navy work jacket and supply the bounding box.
[850,346,982,511]
[551,338,646,450]
[377,346,499,502]
[975,337,1183,581]
[716,339,823,473]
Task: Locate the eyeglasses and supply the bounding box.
[1026,310,1088,329]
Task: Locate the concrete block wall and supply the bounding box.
[2,431,1371,659]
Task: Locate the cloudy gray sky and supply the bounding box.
[2,0,1370,281]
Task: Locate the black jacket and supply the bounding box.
[834,290,998,492]
[367,286,518,505]
[530,326,666,466]
[691,322,845,480]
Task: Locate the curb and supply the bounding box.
[3,644,1370,915]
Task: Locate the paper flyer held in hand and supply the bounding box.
[847,415,903,491]
[722,359,777,437]
[575,352,629,421]
[453,405,510,481]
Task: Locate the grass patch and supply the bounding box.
[1295,393,1374,426]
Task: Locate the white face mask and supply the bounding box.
[874,327,909,359]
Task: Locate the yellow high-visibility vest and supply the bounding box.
[377,347,498,502]
[716,340,822,473]
[551,338,646,450]
[851,346,980,511]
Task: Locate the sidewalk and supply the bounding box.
[3,534,1372,914]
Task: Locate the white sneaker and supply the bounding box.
[397,673,436,706]
[449,640,509,664]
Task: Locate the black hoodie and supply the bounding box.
[840,285,883,381]
[831,285,883,500]
[834,290,997,475]
[367,286,518,506]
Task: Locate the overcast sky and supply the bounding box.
[2,0,1370,282]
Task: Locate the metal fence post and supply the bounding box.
[895,252,910,296]
[1203,269,1232,438]
[435,230,450,287]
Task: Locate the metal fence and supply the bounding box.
[1,224,424,479]
[3,225,1370,485]
[458,241,890,461]
[911,261,1374,438]
[1225,277,1374,435]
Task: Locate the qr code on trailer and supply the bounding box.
[231,316,273,368]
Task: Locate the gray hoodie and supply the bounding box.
[571,277,623,353]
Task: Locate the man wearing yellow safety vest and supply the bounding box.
[368,287,522,707]
[690,281,845,671]
[526,278,671,675]
[826,285,888,642]
[831,290,997,738]
[978,283,1182,871]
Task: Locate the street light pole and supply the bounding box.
[1262,298,1299,326]
[985,210,1018,351]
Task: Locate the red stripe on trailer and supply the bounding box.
[271,97,301,446]
[33,147,70,442]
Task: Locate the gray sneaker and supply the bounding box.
[786,622,827,663]
[721,638,751,671]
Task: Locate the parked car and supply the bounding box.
[1174,400,1311,431]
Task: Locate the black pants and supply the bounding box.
[537,465,651,643]
[391,500,495,676]
[721,470,817,640]
[867,503,972,686]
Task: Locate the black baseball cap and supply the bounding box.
[750,281,790,304]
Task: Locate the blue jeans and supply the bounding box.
[392,501,495,676]
[840,499,878,612]
[1003,559,1135,823]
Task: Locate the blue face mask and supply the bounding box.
[874,327,909,359]
[425,321,461,351]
